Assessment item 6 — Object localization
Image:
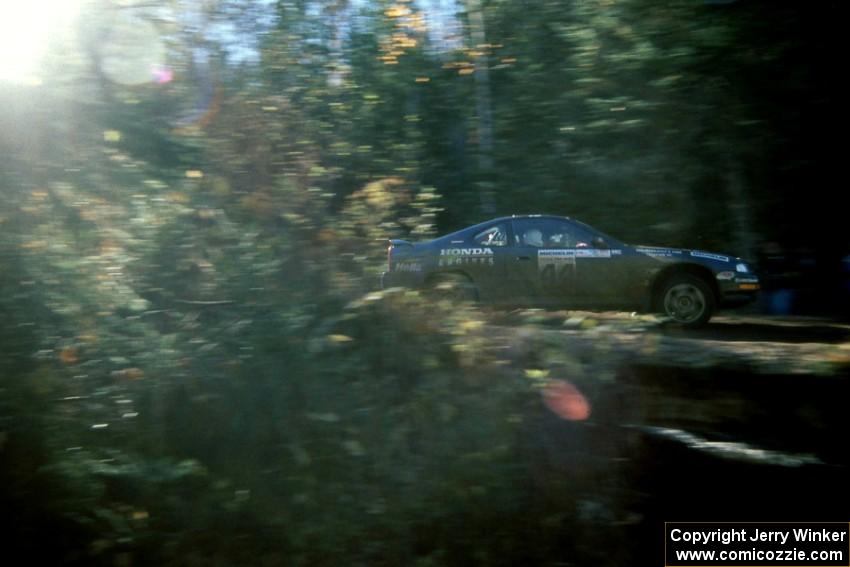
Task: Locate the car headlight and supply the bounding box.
[735,263,749,273]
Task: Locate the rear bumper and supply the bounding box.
[381,270,414,289]
[382,269,426,290]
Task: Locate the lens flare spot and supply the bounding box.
[99,16,165,86]
[152,64,173,85]
[542,379,591,421]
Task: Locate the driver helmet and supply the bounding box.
[524,228,544,247]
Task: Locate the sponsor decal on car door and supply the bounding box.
[538,247,626,303]
[538,249,577,290]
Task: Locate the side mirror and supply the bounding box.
[593,237,609,249]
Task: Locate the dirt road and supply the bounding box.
[490,310,850,375]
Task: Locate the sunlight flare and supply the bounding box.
[0,0,82,84]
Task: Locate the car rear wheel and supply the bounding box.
[659,274,714,327]
[427,273,478,303]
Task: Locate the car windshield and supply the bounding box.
[569,219,624,247]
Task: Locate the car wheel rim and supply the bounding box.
[664,283,706,323]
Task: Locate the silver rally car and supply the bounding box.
[381,214,760,327]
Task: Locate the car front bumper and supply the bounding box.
[718,275,760,305]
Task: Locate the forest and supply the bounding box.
[0,1,844,565]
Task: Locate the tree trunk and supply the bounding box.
[725,161,757,261]
[466,0,495,215]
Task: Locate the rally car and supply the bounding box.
[381,214,760,327]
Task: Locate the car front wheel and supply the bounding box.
[659,274,714,327]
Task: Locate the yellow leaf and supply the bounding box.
[458,319,483,332]
[166,192,189,203]
[58,346,78,364]
[524,369,549,379]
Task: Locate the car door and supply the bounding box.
[504,218,577,306]
[501,222,546,304]
[510,217,630,307]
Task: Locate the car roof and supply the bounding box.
[493,214,574,222]
[459,214,624,247]
[440,214,578,239]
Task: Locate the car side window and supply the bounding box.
[512,219,596,248]
[473,224,507,247]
